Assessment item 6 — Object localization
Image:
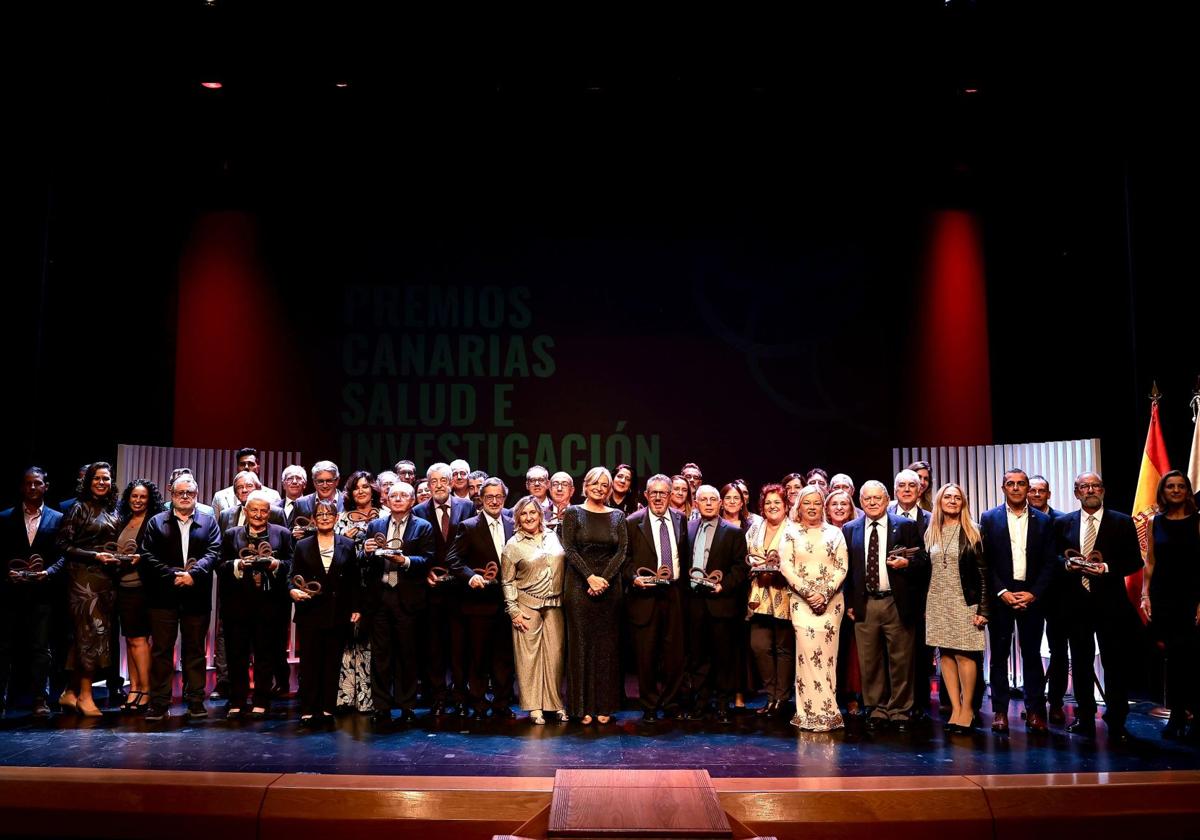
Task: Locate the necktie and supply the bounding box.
[387,519,399,587]
[285,500,293,520]
[491,518,503,559]
[439,504,450,542]
[658,517,673,578]
[1081,514,1097,592]
[866,521,881,593]
[692,522,709,573]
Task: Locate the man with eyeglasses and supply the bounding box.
[446,477,516,718]
[681,463,703,494]
[394,460,418,488]
[361,482,435,725]
[413,462,475,716]
[294,461,344,526]
[1053,471,1141,742]
[544,472,575,533]
[139,474,222,721]
[273,465,309,529]
[211,448,280,521]
[623,474,690,722]
[525,466,551,506]
[449,460,472,502]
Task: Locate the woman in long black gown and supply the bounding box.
[1142,470,1200,741]
[561,466,627,724]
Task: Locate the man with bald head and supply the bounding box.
[1053,471,1141,741]
[843,479,928,732]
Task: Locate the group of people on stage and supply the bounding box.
[2,449,1197,743]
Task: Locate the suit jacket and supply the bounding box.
[219,503,285,535]
[0,504,64,601]
[446,512,515,616]
[842,513,929,624]
[623,508,690,625]
[1054,508,1142,618]
[218,524,295,615]
[888,503,932,539]
[290,534,358,628]
[211,484,280,520]
[980,504,1057,600]
[272,496,307,529]
[413,496,475,567]
[293,492,344,520]
[138,509,222,614]
[685,516,747,619]
[360,515,435,613]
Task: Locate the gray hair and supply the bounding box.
[233,470,262,490]
[245,489,274,508]
[427,462,451,480]
[481,476,509,497]
[311,460,339,480]
[893,469,920,491]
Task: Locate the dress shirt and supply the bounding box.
[894,504,919,521]
[997,505,1030,596]
[23,504,43,545]
[383,516,411,584]
[1079,506,1108,572]
[175,512,194,564]
[866,515,891,592]
[650,512,680,578]
[484,512,505,560]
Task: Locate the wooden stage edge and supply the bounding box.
[2,767,1199,840]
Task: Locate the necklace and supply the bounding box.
[941,522,961,570]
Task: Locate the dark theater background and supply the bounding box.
[5,5,1196,518]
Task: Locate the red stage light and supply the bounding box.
[201,81,223,90]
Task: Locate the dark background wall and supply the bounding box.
[5,5,1196,510]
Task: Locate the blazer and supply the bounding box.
[293,492,344,520]
[446,512,515,616]
[980,504,1057,600]
[211,484,280,520]
[290,534,358,628]
[622,508,690,625]
[218,524,295,615]
[413,496,475,567]
[685,516,748,619]
[138,509,222,614]
[272,496,307,529]
[360,514,435,613]
[219,503,285,535]
[0,504,64,601]
[1054,507,1142,617]
[842,513,929,624]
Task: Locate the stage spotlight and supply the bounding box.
[335,82,349,88]
[201,81,223,89]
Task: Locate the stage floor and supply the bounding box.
[2,695,1198,778]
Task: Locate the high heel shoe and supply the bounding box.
[77,701,102,717]
[555,710,569,723]
[58,691,79,714]
[530,710,546,725]
[121,691,147,713]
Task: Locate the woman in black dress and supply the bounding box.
[561,466,627,724]
[56,461,121,716]
[114,479,162,712]
[1142,470,1200,740]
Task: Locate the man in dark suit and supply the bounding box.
[273,465,309,530]
[844,480,929,731]
[412,462,474,716]
[0,467,64,717]
[218,471,285,534]
[362,482,435,725]
[622,474,690,723]
[138,473,222,721]
[1054,471,1142,741]
[217,491,294,718]
[980,468,1057,733]
[446,477,516,718]
[292,460,344,527]
[682,484,746,722]
[1029,474,1069,723]
[888,469,937,721]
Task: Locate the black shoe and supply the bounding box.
[31,699,52,719]
[642,710,658,724]
[893,718,910,733]
[398,709,417,724]
[187,700,208,719]
[755,701,774,717]
[1163,715,1187,740]
[1066,718,1096,738]
[144,705,169,722]
[371,711,392,727]
[1108,724,1133,744]
[225,707,243,721]
[714,707,732,724]
[866,716,888,732]
[210,684,229,701]
[492,705,515,720]
[434,703,459,717]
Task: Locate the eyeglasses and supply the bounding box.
[1076,482,1104,491]
[314,478,337,485]
[482,494,506,503]
[646,491,669,498]
[173,490,197,499]
[284,476,306,484]
[527,477,548,485]
[550,481,572,489]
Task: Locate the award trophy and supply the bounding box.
[689,568,724,591]
[471,561,500,585]
[7,555,45,582]
[635,566,673,586]
[1064,548,1105,574]
[747,549,781,574]
[293,516,317,538]
[291,575,323,595]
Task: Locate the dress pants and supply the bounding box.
[148,607,209,707]
[988,598,1047,714]
[371,586,419,712]
[423,587,464,707]
[0,596,53,705]
[856,594,914,720]
[296,622,346,715]
[685,604,737,711]
[630,589,686,713]
[1067,602,1135,727]
[750,615,795,704]
[1044,596,1070,709]
[225,600,286,708]
[463,610,515,713]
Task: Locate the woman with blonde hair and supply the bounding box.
[925,483,990,733]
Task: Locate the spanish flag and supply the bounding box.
[1130,400,1171,615]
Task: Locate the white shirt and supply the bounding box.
[174,513,194,566]
[1004,505,1030,591]
[385,516,411,571]
[893,504,919,521]
[649,512,680,578]
[23,504,43,545]
[866,515,891,592]
[484,513,505,560]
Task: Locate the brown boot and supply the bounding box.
[991,711,1010,733]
